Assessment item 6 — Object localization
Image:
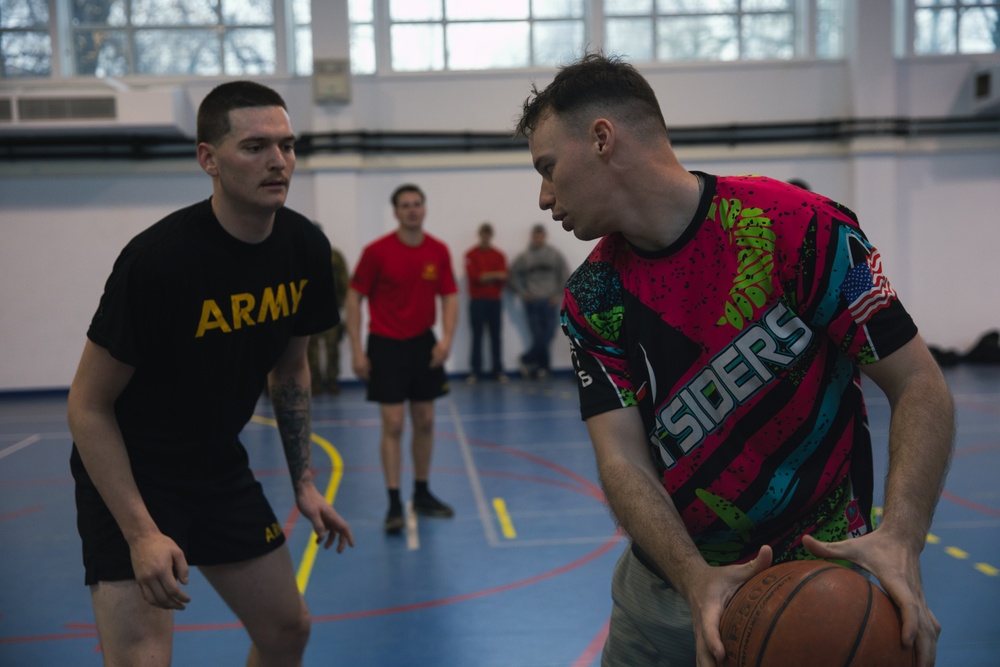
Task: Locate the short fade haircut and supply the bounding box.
[196,80,287,146]
[391,183,425,208]
[514,52,668,140]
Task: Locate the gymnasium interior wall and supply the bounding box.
[1,2,997,391]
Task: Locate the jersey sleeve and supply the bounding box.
[292,225,340,336]
[562,257,640,420]
[86,243,158,368]
[350,244,377,297]
[464,249,482,285]
[440,244,458,296]
[795,203,917,365]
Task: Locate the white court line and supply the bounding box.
[446,399,500,547]
[0,434,41,460]
[405,500,420,550]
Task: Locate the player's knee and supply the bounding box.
[410,406,434,433]
[256,603,312,661]
[382,418,405,439]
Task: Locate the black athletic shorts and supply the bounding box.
[70,445,285,585]
[366,330,450,404]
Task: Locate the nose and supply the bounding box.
[538,180,554,211]
[268,145,289,170]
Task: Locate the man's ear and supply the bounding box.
[196,142,217,176]
[592,118,614,160]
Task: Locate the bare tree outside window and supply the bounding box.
[1,0,51,76]
[915,0,1000,54]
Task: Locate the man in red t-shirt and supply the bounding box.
[464,222,508,384]
[346,184,459,533]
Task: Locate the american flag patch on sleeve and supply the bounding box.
[840,249,896,324]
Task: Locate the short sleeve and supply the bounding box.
[797,210,917,365]
[562,259,638,420]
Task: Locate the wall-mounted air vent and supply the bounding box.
[0,87,192,136]
[17,96,117,122]
[972,64,1000,116]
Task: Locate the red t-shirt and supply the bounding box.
[351,231,457,340]
[464,245,507,300]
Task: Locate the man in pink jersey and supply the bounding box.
[515,54,953,667]
[346,184,459,533]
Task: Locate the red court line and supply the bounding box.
[572,618,610,667]
[3,431,616,646]
[952,441,1000,457]
[940,489,1000,517]
[0,630,98,644]
[457,435,608,502]
[311,533,623,623]
[0,505,43,522]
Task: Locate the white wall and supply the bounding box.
[1,3,998,391]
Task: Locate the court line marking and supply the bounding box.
[572,618,610,667]
[446,399,500,547]
[926,533,998,577]
[0,434,41,460]
[250,415,343,593]
[492,497,516,539]
[876,505,1000,579]
[406,500,420,551]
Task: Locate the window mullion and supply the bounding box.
[273,0,290,76]
[374,0,392,74]
[799,0,815,58]
[49,0,67,77]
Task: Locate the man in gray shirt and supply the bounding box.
[509,224,570,378]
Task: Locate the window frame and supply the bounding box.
[349,0,591,76]
[1,0,303,81]
[349,0,847,76]
[895,0,1000,57]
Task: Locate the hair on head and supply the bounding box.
[197,81,287,146]
[391,183,426,207]
[514,52,667,139]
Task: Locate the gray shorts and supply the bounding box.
[602,547,697,667]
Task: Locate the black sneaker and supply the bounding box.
[412,492,454,518]
[384,506,404,533]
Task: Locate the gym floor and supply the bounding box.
[1,365,997,666]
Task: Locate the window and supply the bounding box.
[603,0,842,63]
[912,0,1000,55]
[348,0,376,75]
[349,0,843,74]
[0,0,310,78]
[291,0,312,75]
[1,0,52,77]
[348,0,586,74]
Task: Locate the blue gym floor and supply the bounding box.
[1,366,997,666]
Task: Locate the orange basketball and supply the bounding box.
[719,560,914,667]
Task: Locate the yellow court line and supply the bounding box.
[250,415,343,593]
[493,497,517,539]
[974,563,999,577]
[945,546,969,560]
[896,517,997,578]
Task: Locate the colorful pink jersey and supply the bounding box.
[561,174,917,565]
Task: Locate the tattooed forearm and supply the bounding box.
[270,377,313,488]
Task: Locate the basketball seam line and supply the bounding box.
[841,581,875,667]
[754,565,839,667]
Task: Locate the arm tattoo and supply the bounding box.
[270,377,313,487]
